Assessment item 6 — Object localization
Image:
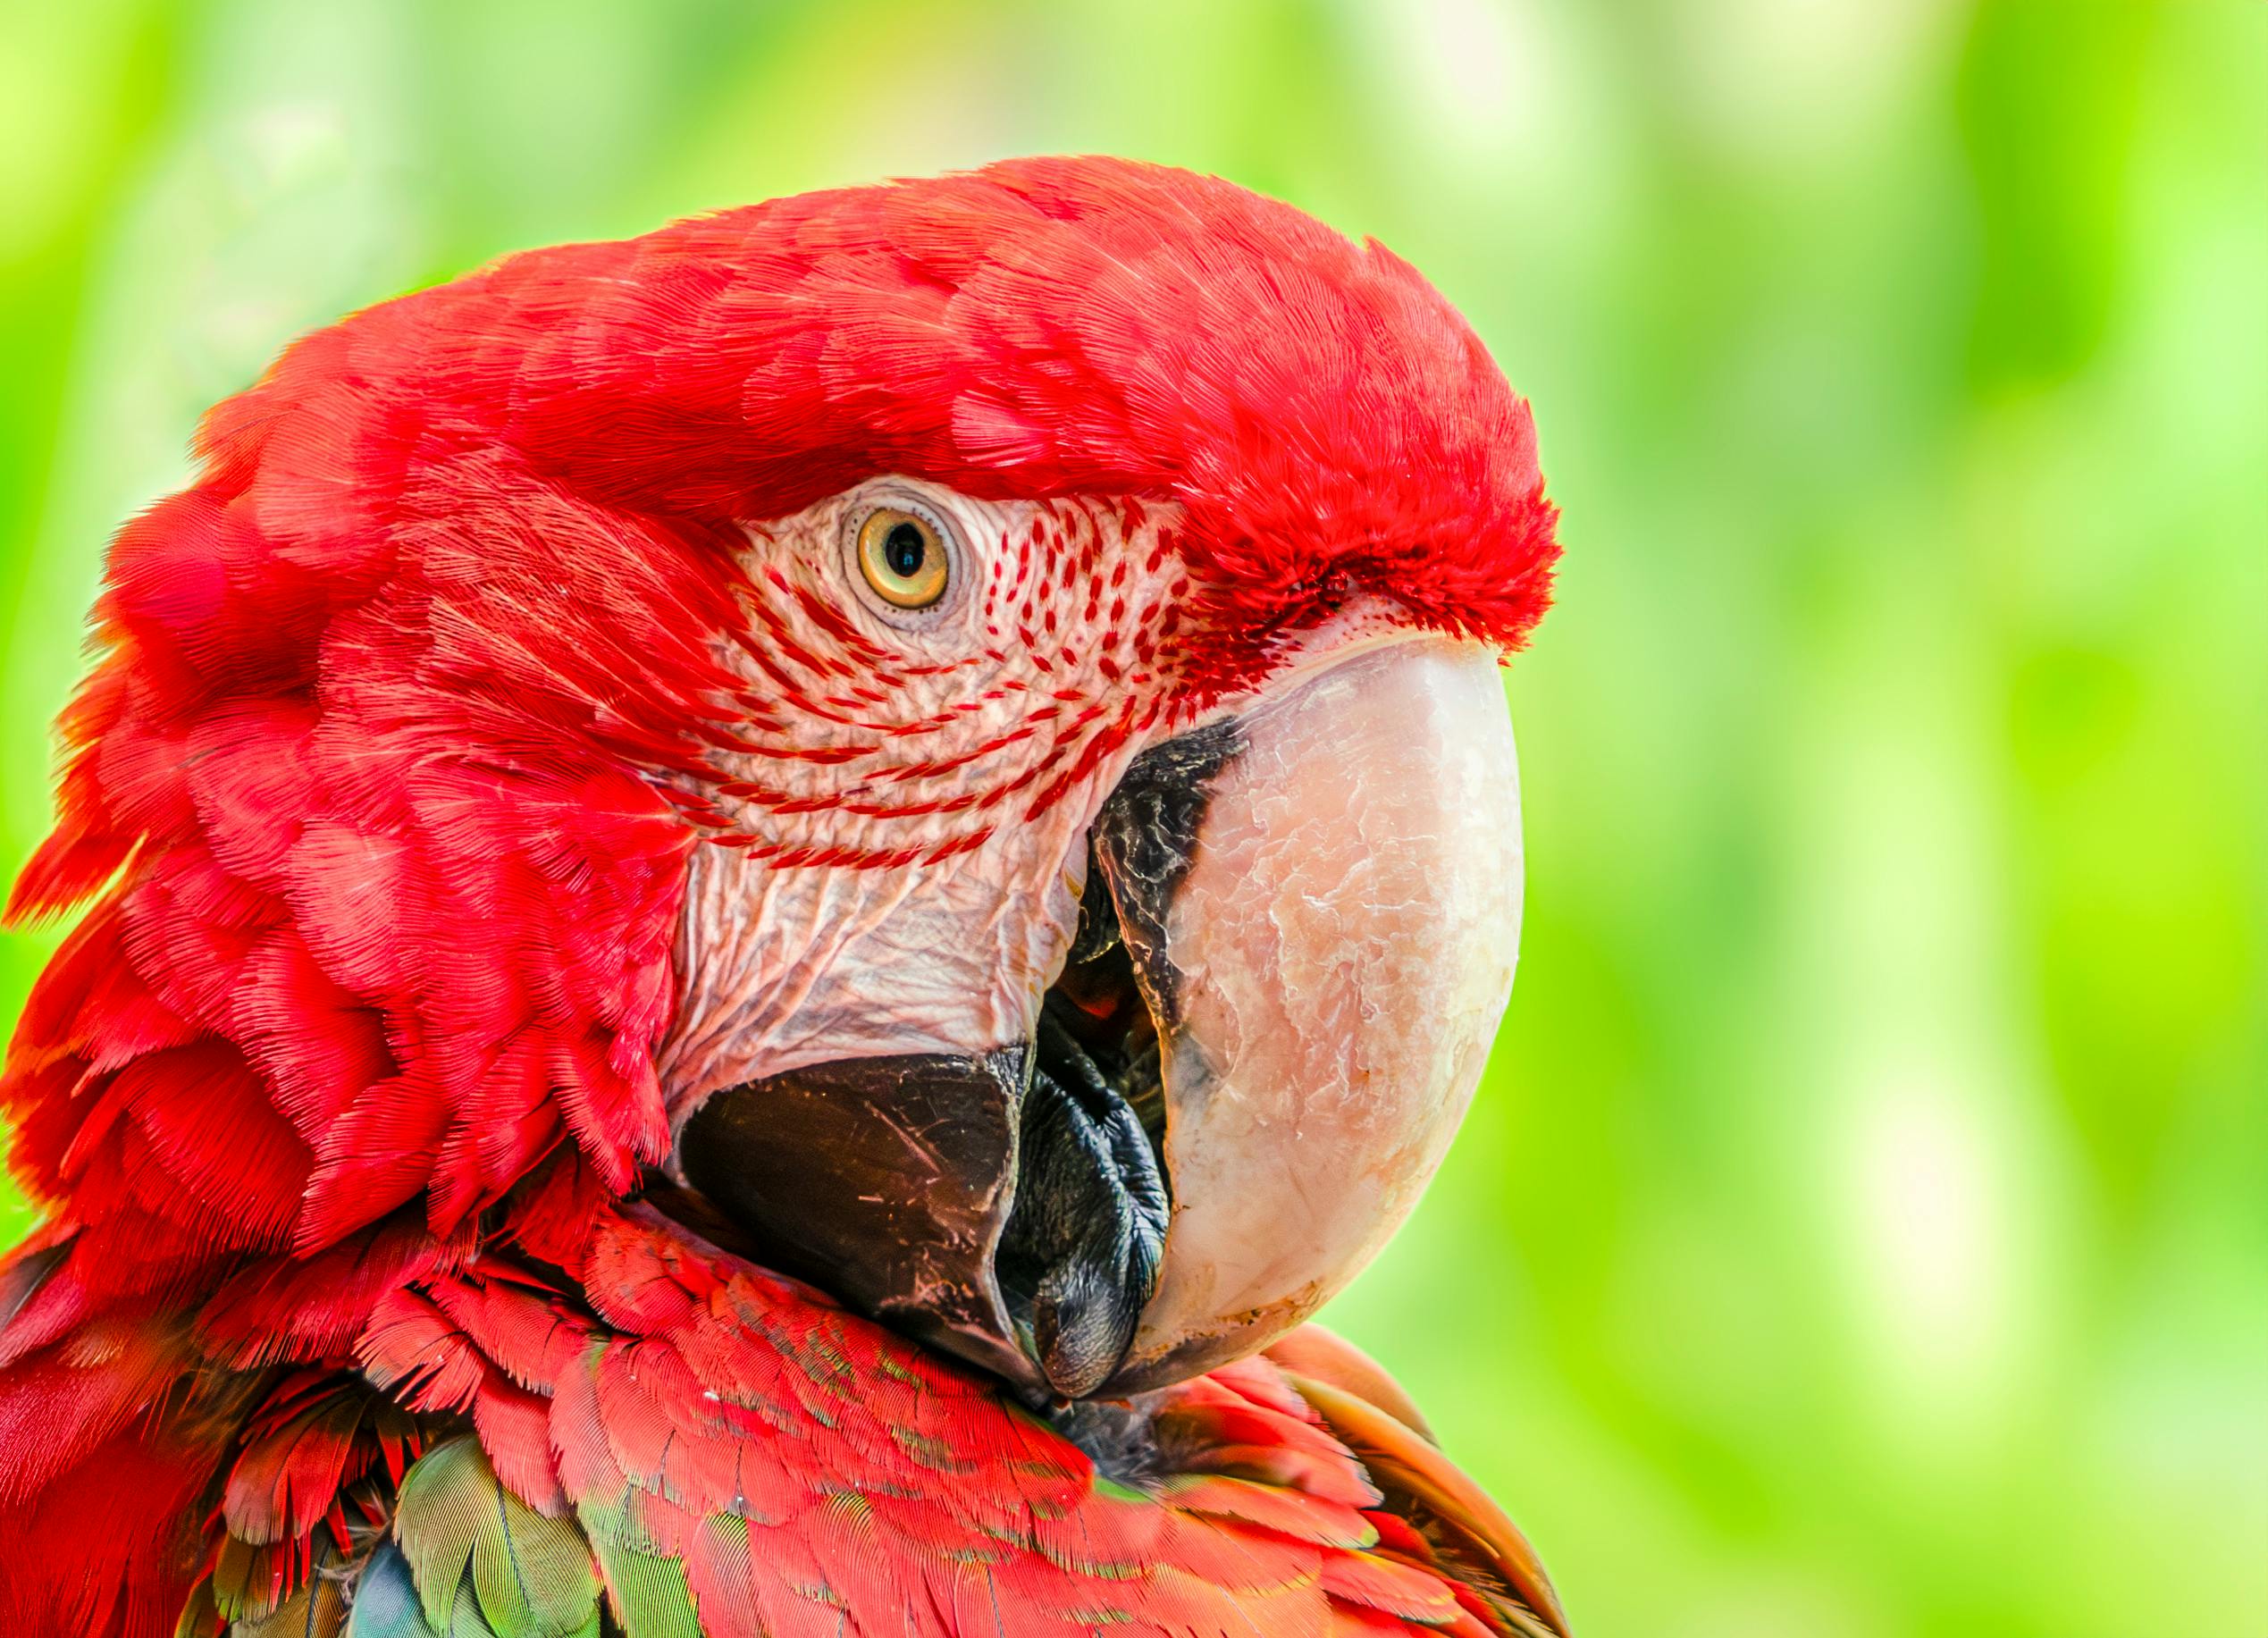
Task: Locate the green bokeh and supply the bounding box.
[2,4,2262,1634]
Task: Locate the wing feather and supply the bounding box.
[350,1208,1554,1637]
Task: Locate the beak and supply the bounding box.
[676,638,1523,1400]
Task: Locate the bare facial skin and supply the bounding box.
[659,480,1191,1110]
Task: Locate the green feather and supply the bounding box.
[589,1540,701,1638]
[176,1581,221,1638]
[443,1579,503,1638]
[233,1576,348,1638]
[344,1546,444,1638]
[463,1480,601,1638]
[394,1437,601,1638]
[576,1491,701,1638]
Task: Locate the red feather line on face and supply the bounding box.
[0,155,1558,1635]
[712,497,1170,842]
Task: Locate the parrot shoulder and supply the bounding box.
[188,1207,1562,1637]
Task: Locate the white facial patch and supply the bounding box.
[657,479,1193,1116]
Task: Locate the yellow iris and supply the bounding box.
[856,508,950,609]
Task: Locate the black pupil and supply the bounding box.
[884,521,928,578]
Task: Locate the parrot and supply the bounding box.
[0,155,1564,1638]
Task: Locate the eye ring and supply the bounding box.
[854,506,952,610]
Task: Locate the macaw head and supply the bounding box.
[8,157,1555,1403]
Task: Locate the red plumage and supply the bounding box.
[0,156,1560,1635]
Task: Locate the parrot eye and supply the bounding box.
[854,506,951,609]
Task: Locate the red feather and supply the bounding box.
[354,1207,1549,1636]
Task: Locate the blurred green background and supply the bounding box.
[2,2,2262,1634]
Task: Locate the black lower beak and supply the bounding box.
[674,1032,1166,1401]
[674,1048,1038,1387]
[995,1008,1168,1395]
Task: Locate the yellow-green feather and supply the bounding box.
[576,1491,702,1638]
[394,1437,601,1638]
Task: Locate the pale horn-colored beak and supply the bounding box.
[1092,636,1523,1394]
[676,636,1523,1404]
